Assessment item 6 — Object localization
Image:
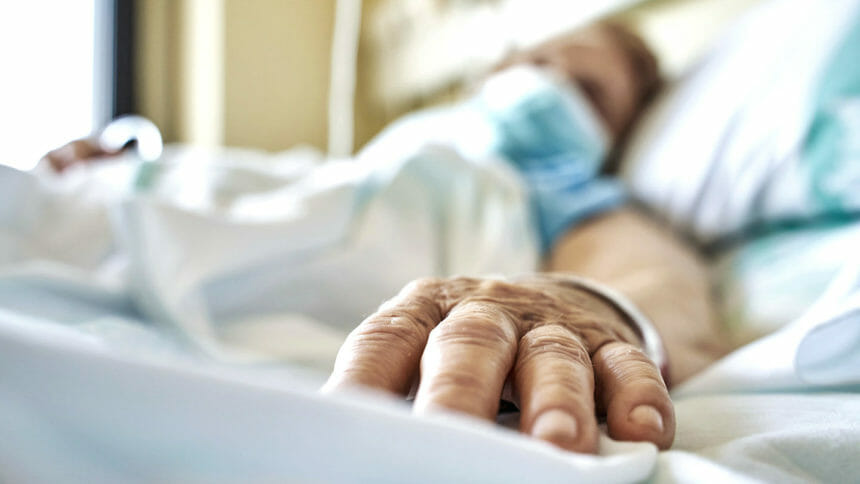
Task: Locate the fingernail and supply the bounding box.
[629,405,664,433]
[532,409,578,446]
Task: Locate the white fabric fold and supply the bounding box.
[0,305,657,484]
[677,250,860,396]
[2,144,539,363]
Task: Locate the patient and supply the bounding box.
[318,22,731,454]
[42,22,727,454]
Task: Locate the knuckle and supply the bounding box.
[602,342,652,365]
[353,314,430,347]
[434,300,517,347]
[477,279,538,303]
[478,278,510,294]
[598,343,661,384]
[432,310,515,348]
[519,326,590,368]
[373,300,439,330]
[401,277,442,296]
[448,275,480,286]
[435,276,480,304]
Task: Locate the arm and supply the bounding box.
[547,207,730,384]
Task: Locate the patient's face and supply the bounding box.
[505,23,658,139]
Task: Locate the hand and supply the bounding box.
[324,275,675,453]
[40,137,119,173]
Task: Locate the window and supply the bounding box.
[0,0,112,171]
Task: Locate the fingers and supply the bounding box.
[323,279,443,395]
[324,275,676,454]
[514,324,599,453]
[592,341,675,449]
[413,300,518,420]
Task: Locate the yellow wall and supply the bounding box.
[137,0,335,152]
[136,0,761,154]
[223,0,335,151]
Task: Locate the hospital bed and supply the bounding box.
[2,0,860,482]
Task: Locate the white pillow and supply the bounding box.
[620,0,860,243]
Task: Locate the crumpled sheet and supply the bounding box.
[1,143,538,365]
[2,143,860,482]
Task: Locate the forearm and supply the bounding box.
[547,206,730,384]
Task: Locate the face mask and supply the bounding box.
[477,65,609,178]
[473,65,623,252]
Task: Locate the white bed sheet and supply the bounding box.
[1,264,859,483]
[2,146,860,482]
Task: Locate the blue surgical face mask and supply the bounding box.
[472,65,624,252]
[477,65,610,170]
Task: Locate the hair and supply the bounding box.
[601,21,662,113]
[598,20,662,173]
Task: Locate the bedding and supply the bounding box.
[619,0,860,373]
[622,0,860,244]
[2,141,860,482]
[616,0,860,478]
[1,144,537,365]
[714,222,860,347]
[3,0,860,481]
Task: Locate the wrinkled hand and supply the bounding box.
[324,275,674,453]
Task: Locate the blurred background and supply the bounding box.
[0,0,760,171]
